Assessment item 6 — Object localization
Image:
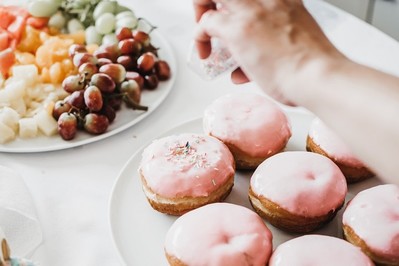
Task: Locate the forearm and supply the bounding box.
[292,57,399,184]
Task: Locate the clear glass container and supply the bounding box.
[187,39,238,80]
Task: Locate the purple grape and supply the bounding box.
[65,90,86,109]
[99,63,126,84]
[62,75,85,93]
[57,112,78,140]
[52,101,72,120]
[84,113,109,134]
[90,73,116,93]
[84,85,103,112]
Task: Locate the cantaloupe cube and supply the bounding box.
[15,51,36,65]
[19,117,38,138]
[0,121,15,143]
[34,109,57,136]
[49,62,63,84]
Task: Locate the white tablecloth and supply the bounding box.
[1,0,399,265]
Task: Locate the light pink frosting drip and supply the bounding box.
[139,133,235,198]
[250,151,347,216]
[269,235,374,266]
[308,117,364,167]
[343,184,399,259]
[165,203,273,266]
[203,93,291,157]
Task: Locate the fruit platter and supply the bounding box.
[0,0,175,152]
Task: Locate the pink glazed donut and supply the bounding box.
[203,92,291,169]
[269,235,373,266]
[306,117,374,183]
[343,184,399,265]
[164,203,273,266]
[139,133,235,215]
[249,151,347,233]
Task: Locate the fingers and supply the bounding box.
[194,0,257,22]
[193,0,259,59]
[193,0,216,22]
[195,32,212,59]
[231,68,250,84]
[195,10,228,59]
[215,0,257,12]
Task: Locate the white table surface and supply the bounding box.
[1,0,399,265]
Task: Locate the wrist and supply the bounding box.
[281,53,350,108]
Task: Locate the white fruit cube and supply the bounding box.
[34,110,57,136]
[19,118,38,138]
[0,121,15,143]
[44,92,59,104]
[10,98,26,116]
[0,106,20,131]
[4,80,26,101]
[26,85,43,101]
[27,101,41,110]
[12,64,39,86]
[0,89,9,105]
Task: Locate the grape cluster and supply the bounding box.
[53,27,171,140]
[28,0,134,37]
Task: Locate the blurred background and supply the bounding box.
[325,0,399,40]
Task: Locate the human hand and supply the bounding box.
[193,0,345,105]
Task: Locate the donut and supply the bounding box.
[249,151,347,233]
[306,117,374,183]
[203,92,291,169]
[269,235,373,266]
[342,184,399,265]
[139,133,235,215]
[164,202,273,266]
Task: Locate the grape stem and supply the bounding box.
[122,95,149,111]
[137,17,157,33]
[106,93,149,111]
[67,107,87,128]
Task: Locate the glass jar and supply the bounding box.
[187,38,238,80]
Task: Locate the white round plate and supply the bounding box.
[109,108,383,266]
[0,31,176,153]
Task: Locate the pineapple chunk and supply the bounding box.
[34,109,57,136]
[19,118,38,138]
[0,122,15,143]
[0,107,20,131]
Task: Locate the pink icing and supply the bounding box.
[139,133,235,198]
[343,184,399,259]
[203,93,291,157]
[250,151,347,216]
[308,117,365,167]
[269,235,373,265]
[164,203,273,266]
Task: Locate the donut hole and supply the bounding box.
[387,212,399,222]
[304,171,316,180]
[220,233,259,247]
